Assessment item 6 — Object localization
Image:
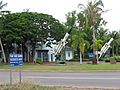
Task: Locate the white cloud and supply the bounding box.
[102,0,120,31]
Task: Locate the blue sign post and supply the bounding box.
[10,54,23,66]
[9,54,23,84]
[88,53,94,59]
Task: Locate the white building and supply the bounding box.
[35,34,73,62]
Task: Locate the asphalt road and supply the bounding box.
[0,70,120,89]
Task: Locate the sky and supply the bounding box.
[2,0,120,31]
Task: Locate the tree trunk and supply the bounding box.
[96,51,99,64]
[116,46,118,55]
[22,42,27,62]
[5,47,9,63]
[0,38,6,63]
[27,46,30,62]
[92,27,97,64]
[112,43,114,56]
[31,46,36,62]
[79,51,82,64]
[77,47,80,59]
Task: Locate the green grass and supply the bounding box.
[1,63,120,72]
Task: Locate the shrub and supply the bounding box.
[36,58,43,64]
[110,56,120,62]
[104,56,120,63]
[110,56,116,64]
[104,57,110,62]
[110,56,115,60]
[115,56,120,62]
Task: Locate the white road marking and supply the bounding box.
[24,76,120,80]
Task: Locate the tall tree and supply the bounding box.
[0,12,66,62]
[78,0,107,64]
[72,30,90,64]
[107,31,120,56]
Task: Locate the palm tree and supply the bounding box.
[78,0,105,64]
[108,31,120,56]
[117,31,120,55]
[72,28,90,64]
[0,1,8,63]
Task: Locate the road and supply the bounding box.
[0,70,120,89]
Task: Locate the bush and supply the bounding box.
[36,58,43,64]
[110,56,120,62]
[104,56,120,63]
[110,56,116,64]
[115,56,120,62]
[99,57,110,62]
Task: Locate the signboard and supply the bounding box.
[88,53,94,58]
[9,54,23,66]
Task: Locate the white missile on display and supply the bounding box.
[98,33,117,59]
[54,27,72,56]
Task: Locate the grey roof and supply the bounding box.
[65,46,72,51]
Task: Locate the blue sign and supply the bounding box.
[9,54,23,66]
[88,53,94,58]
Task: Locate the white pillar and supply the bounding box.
[48,53,51,62]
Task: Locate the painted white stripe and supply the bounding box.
[24,76,120,80]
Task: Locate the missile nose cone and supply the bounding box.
[68,26,72,34]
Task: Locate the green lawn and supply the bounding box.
[0,63,120,72]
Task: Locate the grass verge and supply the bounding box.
[0,63,120,72]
